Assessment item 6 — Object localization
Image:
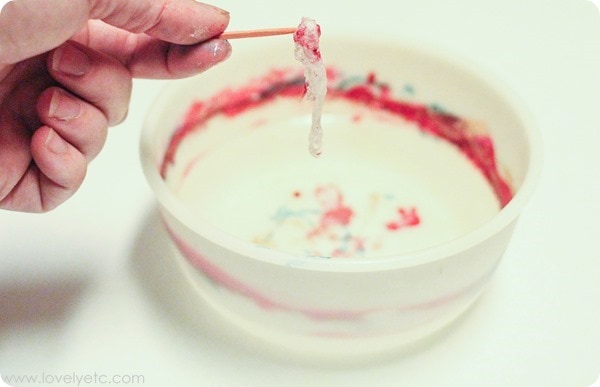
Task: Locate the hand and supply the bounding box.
[0,0,231,212]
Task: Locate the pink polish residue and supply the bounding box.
[386,207,421,231]
[307,185,354,239]
[293,17,327,157]
[161,69,513,208]
[254,184,421,258]
[293,18,322,61]
[243,180,425,258]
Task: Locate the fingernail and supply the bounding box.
[45,129,69,155]
[52,42,91,77]
[49,89,81,121]
[204,3,230,16]
[208,39,232,64]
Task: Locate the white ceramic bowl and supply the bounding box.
[140,37,541,361]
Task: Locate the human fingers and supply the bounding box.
[0,0,229,64]
[123,37,232,79]
[30,125,87,211]
[47,40,131,126]
[91,0,230,44]
[0,0,88,64]
[36,87,108,161]
[71,21,231,79]
[0,112,31,205]
[0,125,88,212]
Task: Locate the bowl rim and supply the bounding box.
[140,35,543,273]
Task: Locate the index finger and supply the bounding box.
[91,0,230,43]
[0,0,229,64]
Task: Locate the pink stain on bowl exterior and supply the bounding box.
[166,224,494,325]
[167,225,366,321]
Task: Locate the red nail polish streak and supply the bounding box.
[160,68,513,208]
[166,223,495,322]
[386,207,421,232]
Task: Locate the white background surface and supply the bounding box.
[1,0,600,386]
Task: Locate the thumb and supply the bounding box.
[0,0,229,64]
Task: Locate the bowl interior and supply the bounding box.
[141,37,540,268]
